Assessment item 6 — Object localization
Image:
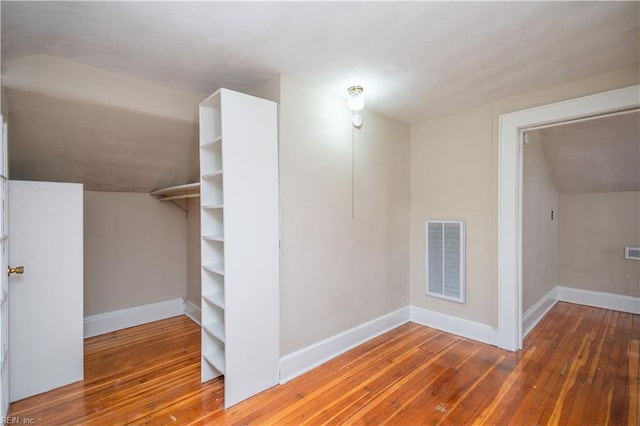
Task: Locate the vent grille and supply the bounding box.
[426,220,465,303]
[625,247,640,260]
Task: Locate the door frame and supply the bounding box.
[0,117,8,417]
[497,84,640,351]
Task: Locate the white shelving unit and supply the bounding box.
[199,89,279,409]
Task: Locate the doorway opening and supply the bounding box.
[497,85,640,351]
[521,109,639,337]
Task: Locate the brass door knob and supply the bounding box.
[8,266,24,276]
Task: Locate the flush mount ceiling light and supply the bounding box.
[347,86,364,128]
[347,86,365,111]
[347,86,366,219]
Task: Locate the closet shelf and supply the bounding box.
[202,170,223,179]
[203,263,225,276]
[150,182,200,201]
[202,203,224,210]
[203,234,224,242]
[201,136,222,149]
[203,291,225,309]
[203,321,226,342]
[203,349,226,374]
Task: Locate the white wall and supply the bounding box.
[279,76,410,355]
[559,191,639,297]
[410,65,639,327]
[83,191,187,315]
[522,135,559,311]
[186,197,201,307]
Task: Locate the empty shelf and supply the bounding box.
[202,170,223,179]
[203,349,226,374]
[202,204,224,209]
[203,321,225,342]
[150,182,200,201]
[201,136,222,149]
[203,263,225,275]
[203,291,225,309]
[203,234,224,242]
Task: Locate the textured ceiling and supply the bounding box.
[3,1,639,124]
[2,2,639,193]
[530,111,640,194]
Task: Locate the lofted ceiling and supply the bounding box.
[528,111,640,194]
[1,1,639,192]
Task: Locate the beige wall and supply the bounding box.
[83,191,187,315]
[559,192,639,297]
[186,197,201,307]
[522,136,559,311]
[410,65,639,326]
[251,77,281,104]
[410,105,495,324]
[279,76,410,354]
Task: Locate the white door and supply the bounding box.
[8,180,84,402]
[0,119,10,416]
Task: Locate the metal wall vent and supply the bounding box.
[425,220,465,303]
[625,247,640,260]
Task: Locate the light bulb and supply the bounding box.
[347,86,365,111]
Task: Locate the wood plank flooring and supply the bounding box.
[9,302,639,425]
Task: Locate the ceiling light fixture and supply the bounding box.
[347,86,365,111]
[347,85,365,219]
[347,86,364,129]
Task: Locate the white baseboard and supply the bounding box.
[522,287,558,338]
[410,305,498,346]
[557,286,640,314]
[84,298,186,338]
[279,307,411,384]
[184,299,201,325]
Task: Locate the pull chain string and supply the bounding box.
[352,110,355,219]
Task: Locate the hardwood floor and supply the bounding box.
[9,302,639,425]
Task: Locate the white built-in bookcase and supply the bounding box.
[199,89,279,408]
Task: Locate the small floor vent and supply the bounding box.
[625,247,640,260]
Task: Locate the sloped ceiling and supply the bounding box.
[3,56,204,192]
[529,111,640,194]
[7,88,200,192]
[1,2,639,192]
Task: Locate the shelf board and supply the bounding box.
[203,263,225,276]
[201,136,222,149]
[203,321,226,342]
[200,90,221,109]
[150,182,200,201]
[202,234,224,242]
[202,170,223,179]
[201,203,224,210]
[203,290,225,309]
[203,349,225,375]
